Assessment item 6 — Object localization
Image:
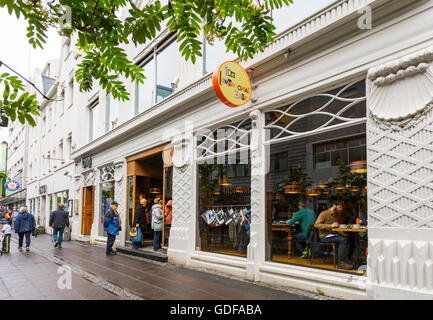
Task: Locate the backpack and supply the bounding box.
[306,227,325,257]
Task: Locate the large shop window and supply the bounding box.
[196,119,252,257]
[264,80,368,274]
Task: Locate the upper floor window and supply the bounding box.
[156,39,178,103]
[89,100,100,142]
[106,94,119,132]
[136,56,155,114]
[135,35,178,114]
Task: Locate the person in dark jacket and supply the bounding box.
[104,201,121,255]
[49,203,70,249]
[14,206,35,252]
[133,198,147,249]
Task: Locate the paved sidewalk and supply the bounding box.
[10,233,321,300]
[0,244,120,300]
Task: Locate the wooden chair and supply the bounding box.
[291,224,313,257]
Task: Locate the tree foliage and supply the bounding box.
[0,0,294,126]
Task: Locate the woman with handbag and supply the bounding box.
[151,198,164,251]
[132,198,148,249]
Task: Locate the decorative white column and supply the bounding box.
[247,110,267,281]
[71,174,83,239]
[88,169,100,243]
[167,133,194,266]
[367,47,433,299]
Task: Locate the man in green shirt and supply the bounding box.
[289,201,317,253]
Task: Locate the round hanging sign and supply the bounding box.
[5,180,21,192]
[212,61,252,108]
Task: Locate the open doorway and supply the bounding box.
[126,144,173,249]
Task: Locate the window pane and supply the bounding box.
[197,153,251,258]
[315,152,331,169]
[107,94,119,131]
[90,102,100,141]
[204,38,235,75]
[331,149,348,166]
[266,125,367,274]
[156,40,178,103]
[137,58,155,113]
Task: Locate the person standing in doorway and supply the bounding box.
[104,201,121,255]
[151,198,163,251]
[49,203,70,249]
[14,206,35,252]
[133,198,148,249]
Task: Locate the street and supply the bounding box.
[0,234,323,300]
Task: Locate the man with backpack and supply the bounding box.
[49,203,70,248]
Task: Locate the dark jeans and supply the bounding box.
[53,227,65,246]
[106,233,116,254]
[292,232,307,252]
[153,231,162,251]
[18,231,31,248]
[2,234,11,253]
[320,234,348,262]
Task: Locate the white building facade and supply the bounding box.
[7,0,433,300]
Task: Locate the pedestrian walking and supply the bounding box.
[49,203,70,249]
[132,198,148,249]
[151,198,163,251]
[103,201,121,255]
[0,218,12,254]
[14,206,35,252]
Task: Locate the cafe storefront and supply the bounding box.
[70,0,433,300]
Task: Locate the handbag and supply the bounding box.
[153,222,163,232]
[129,227,138,238]
[130,227,142,243]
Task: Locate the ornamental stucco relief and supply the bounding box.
[368,46,433,131]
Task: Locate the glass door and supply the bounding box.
[126,175,135,242]
[162,147,173,249]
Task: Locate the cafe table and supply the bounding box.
[332,227,368,268]
[272,224,297,257]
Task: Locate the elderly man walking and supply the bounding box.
[49,203,70,249]
[14,206,36,252]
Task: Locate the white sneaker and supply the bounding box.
[26,247,30,252]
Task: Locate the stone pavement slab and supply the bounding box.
[9,233,325,300]
[0,244,121,300]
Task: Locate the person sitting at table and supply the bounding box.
[288,201,316,254]
[314,202,353,270]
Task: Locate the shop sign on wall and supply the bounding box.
[212,61,252,108]
[5,180,21,192]
[82,156,92,169]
